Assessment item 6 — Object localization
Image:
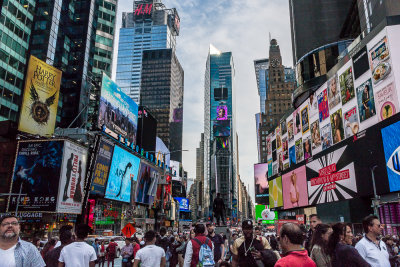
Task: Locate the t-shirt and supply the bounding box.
[355,237,390,267]
[232,236,271,266]
[59,241,97,267]
[207,233,224,261]
[135,244,165,267]
[0,244,17,267]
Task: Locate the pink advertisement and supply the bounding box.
[282,166,308,209]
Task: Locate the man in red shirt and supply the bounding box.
[106,239,118,267]
[275,223,316,267]
[183,224,213,267]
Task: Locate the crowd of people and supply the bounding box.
[1,213,400,267]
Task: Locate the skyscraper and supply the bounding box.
[115,0,180,103]
[254,59,269,114]
[204,45,238,217]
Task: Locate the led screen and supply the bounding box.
[213,119,230,137]
[216,105,228,120]
[282,165,308,209]
[269,176,283,208]
[382,120,400,192]
[254,163,269,204]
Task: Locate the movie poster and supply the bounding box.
[216,105,228,120]
[90,139,114,196]
[289,146,296,166]
[135,162,159,205]
[309,92,319,118]
[57,141,88,214]
[18,55,62,136]
[327,75,341,109]
[282,166,308,209]
[321,123,333,150]
[295,138,303,163]
[375,82,399,122]
[294,108,301,135]
[287,119,294,142]
[339,67,355,105]
[310,120,321,149]
[301,105,309,134]
[343,107,359,139]
[318,89,329,122]
[282,137,288,160]
[105,146,141,203]
[269,176,283,208]
[356,78,376,122]
[306,145,357,204]
[330,109,344,144]
[8,141,64,212]
[303,136,312,160]
[254,163,269,203]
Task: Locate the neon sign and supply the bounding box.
[134,4,152,16]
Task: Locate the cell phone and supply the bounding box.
[250,247,256,252]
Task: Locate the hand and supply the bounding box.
[218,259,223,264]
[251,250,261,259]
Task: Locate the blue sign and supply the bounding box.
[105,145,141,203]
[175,197,190,211]
[90,139,114,196]
[382,120,400,192]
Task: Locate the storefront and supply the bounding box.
[92,199,123,235]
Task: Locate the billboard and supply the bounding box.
[134,162,159,205]
[170,160,180,181]
[175,197,190,211]
[155,137,170,167]
[18,55,62,136]
[268,176,283,208]
[105,146,141,203]
[57,141,88,214]
[382,120,400,192]
[328,75,341,109]
[344,107,359,139]
[255,205,277,224]
[282,166,308,209]
[98,73,138,146]
[254,163,269,204]
[8,140,64,212]
[136,107,157,154]
[375,82,399,122]
[330,109,344,144]
[339,66,355,105]
[318,89,329,122]
[213,119,230,137]
[216,105,228,120]
[356,78,376,122]
[90,138,114,196]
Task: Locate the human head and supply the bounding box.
[190,230,195,239]
[254,226,262,236]
[59,225,73,245]
[219,261,231,267]
[327,223,353,257]
[217,193,221,198]
[279,223,304,252]
[144,230,156,243]
[309,214,321,231]
[206,223,215,234]
[362,215,382,237]
[242,220,253,239]
[0,215,20,241]
[310,224,332,250]
[160,227,166,236]
[125,238,131,245]
[260,249,278,267]
[194,223,205,235]
[232,233,238,241]
[75,224,91,240]
[384,235,394,246]
[364,85,369,93]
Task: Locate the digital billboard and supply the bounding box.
[382,120,400,192]
[269,176,283,208]
[216,137,229,149]
[255,205,277,224]
[254,163,269,204]
[175,197,190,211]
[170,160,180,181]
[216,105,228,120]
[156,137,170,167]
[90,138,114,196]
[57,141,88,214]
[18,55,62,136]
[105,146,141,203]
[8,140,64,212]
[134,162,159,205]
[213,119,230,137]
[136,106,157,154]
[282,166,308,209]
[98,73,138,146]
[375,82,399,122]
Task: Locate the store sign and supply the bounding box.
[134,4,152,15]
[104,209,119,219]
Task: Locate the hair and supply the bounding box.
[280,223,304,245]
[260,249,278,267]
[42,238,57,255]
[270,236,279,251]
[194,223,205,235]
[254,226,261,231]
[0,215,18,224]
[160,227,167,236]
[309,214,320,221]
[145,230,156,242]
[75,224,91,239]
[219,261,231,267]
[310,224,331,254]
[170,236,175,243]
[362,215,379,233]
[327,223,350,259]
[59,225,73,244]
[217,193,221,197]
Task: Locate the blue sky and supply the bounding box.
[112,0,293,202]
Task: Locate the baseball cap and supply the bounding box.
[242,220,253,229]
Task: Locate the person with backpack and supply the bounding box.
[184,223,214,267]
[106,238,118,267]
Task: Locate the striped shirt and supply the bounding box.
[14,239,46,267]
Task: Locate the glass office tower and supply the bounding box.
[254,59,269,114]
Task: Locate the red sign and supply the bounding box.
[319,163,336,176]
[134,4,152,16]
[310,170,350,187]
[122,223,136,238]
[296,214,305,224]
[104,209,119,219]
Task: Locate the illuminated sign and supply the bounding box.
[134,3,153,19]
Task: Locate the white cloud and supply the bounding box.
[113,0,293,203]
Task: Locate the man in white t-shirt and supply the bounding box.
[59,224,97,267]
[134,230,166,267]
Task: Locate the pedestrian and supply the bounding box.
[231,220,273,267]
[327,222,370,267]
[131,237,140,258]
[0,215,45,267]
[41,237,57,258]
[176,235,187,267]
[355,215,391,267]
[44,225,73,267]
[169,236,180,267]
[92,239,100,261]
[33,237,42,252]
[156,227,170,253]
[121,238,134,267]
[98,240,106,267]
[106,238,118,267]
[58,223,97,267]
[183,223,214,267]
[260,249,279,267]
[274,223,316,267]
[133,230,166,267]
[310,224,332,267]
[305,214,322,253]
[213,193,226,226]
[383,235,400,267]
[207,223,225,265]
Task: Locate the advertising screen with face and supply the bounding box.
[282,166,308,209]
[134,162,159,205]
[216,105,228,120]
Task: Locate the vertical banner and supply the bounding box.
[90,138,114,196]
[18,55,62,136]
[57,141,88,214]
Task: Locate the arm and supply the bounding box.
[349,245,371,267]
[183,240,193,267]
[133,259,141,267]
[220,243,225,263]
[232,254,239,267]
[176,241,186,253]
[58,263,65,267]
[160,256,166,267]
[89,261,95,267]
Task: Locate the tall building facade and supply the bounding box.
[139,48,183,162]
[196,133,204,218]
[115,0,180,102]
[254,59,269,113]
[204,45,238,218]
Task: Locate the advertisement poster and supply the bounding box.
[267,136,272,157]
[287,119,294,142]
[343,107,359,139]
[255,205,278,224]
[267,160,273,178]
[281,120,287,135]
[318,89,329,122]
[216,106,228,120]
[272,139,277,161]
[135,162,159,204]
[213,119,230,137]
[330,109,344,144]
[254,163,269,203]
[375,82,399,122]
[272,162,278,176]
[18,55,62,136]
[301,105,309,134]
[321,123,333,150]
[382,120,400,192]
[310,120,321,149]
[269,176,283,208]
[328,75,341,109]
[294,108,301,135]
[306,145,357,205]
[352,46,369,80]
[339,67,355,105]
[309,92,318,118]
[278,152,283,172]
[216,137,229,149]
[303,136,312,160]
[295,138,303,163]
[282,166,308,209]
[175,197,190,211]
[90,139,114,196]
[282,137,288,160]
[57,141,88,214]
[98,74,138,145]
[8,141,64,212]
[356,78,376,122]
[369,36,392,84]
[105,146,141,203]
[276,127,282,149]
[289,146,296,166]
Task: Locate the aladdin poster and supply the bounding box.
[375,82,399,122]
